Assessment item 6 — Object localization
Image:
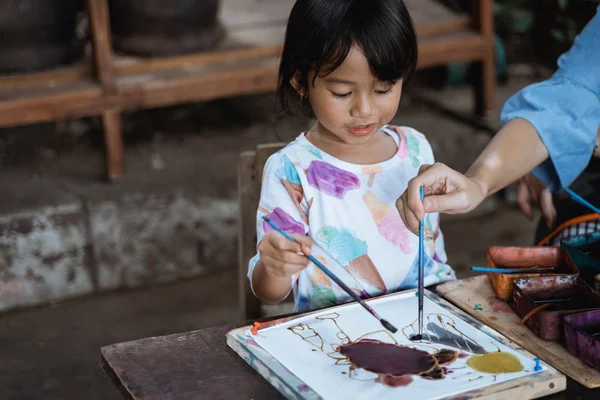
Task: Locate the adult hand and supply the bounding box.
[258,230,312,278]
[516,173,556,228]
[396,163,488,235]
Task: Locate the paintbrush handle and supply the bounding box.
[470,266,556,274]
[305,253,381,317]
[417,186,425,335]
[564,188,600,215]
[261,216,383,321]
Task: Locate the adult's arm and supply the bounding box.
[500,5,600,191]
[397,6,600,234]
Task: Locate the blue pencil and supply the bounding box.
[564,188,600,215]
[261,215,398,333]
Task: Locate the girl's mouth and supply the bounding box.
[348,124,376,137]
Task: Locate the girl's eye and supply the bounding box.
[331,91,351,98]
[375,88,393,95]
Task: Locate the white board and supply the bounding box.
[248,290,545,400]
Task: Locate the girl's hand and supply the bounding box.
[258,230,313,278]
[516,173,556,228]
[396,163,488,235]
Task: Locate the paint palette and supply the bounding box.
[564,310,600,370]
[227,290,565,400]
[512,275,600,341]
[487,246,579,301]
[561,233,600,291]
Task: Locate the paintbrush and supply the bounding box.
[470,266,558,274]
[411,186,426,341]
[564,188,600,215]
[261,215,398,334]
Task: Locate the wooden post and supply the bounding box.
[471,0,496,117]
[88,0,124,181]
[102,109,125,182]
[88,0,116,93]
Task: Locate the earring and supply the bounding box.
[300,92,307,101]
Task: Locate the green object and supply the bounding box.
[560,233,600,273]
[495,35,507,81]
[446,34,506,86]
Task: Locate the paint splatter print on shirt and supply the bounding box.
[249,126,455,312]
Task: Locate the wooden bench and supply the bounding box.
[0,0,494,182]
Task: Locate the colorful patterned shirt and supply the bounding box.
[248,125,456,312]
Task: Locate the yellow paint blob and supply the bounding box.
[466,352,524,374]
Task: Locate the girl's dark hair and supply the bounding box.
[276,0,418,116]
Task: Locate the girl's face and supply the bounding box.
[304,46,403,146]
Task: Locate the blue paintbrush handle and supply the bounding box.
[261,215,387,322]
[564,188,600,215]
[471,266,523,274]
[417,186,425,336]
[470,265,555,274]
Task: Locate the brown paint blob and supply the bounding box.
[420,365,445,380]
[339,340,436,376]
[337,339,461,387]
[433,349,459,365]
[466,352,524,374]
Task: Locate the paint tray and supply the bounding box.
[512,275,600,341]
[564,310,600,370]
[487,246,579,301]
[560,232,600,291]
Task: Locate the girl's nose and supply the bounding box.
[350,94,373,118]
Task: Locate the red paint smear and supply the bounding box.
[377,374,414,387]
[486,296,513,313]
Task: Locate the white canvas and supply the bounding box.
[250,290,544,400]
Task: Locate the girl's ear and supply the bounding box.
[290,71,305,97]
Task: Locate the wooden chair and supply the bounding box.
[238,143,286,320]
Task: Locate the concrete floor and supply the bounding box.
[0,75,541,399]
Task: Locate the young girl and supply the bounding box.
[248,0,456,313]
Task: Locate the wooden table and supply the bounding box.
[101,322,596,399]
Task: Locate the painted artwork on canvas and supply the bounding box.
[248,291,544,400]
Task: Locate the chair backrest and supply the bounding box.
[238,143,285,320]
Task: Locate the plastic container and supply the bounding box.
[564,310,600,370]
[512,275,600,341]
[487,246,579,301]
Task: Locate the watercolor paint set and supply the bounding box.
[564,310,600,370]
[477,243,600,372]
[485,246,579,301]
[512,275,600,341]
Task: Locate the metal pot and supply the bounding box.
[108,0,224,57]
[0,0,86,73]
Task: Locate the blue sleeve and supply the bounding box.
[500,5,600,191]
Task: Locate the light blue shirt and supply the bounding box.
[501,5,600,191]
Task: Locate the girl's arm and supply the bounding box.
[248,153,312,304]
